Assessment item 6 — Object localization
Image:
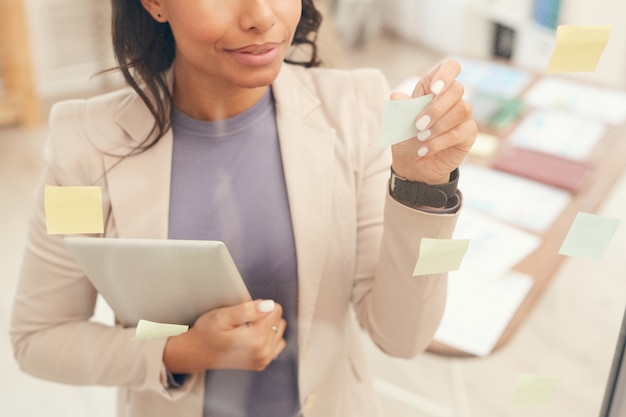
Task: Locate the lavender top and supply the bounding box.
[168,89,300,417]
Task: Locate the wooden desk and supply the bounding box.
[429,74,626,357]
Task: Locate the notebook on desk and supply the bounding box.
[491,146,593,192]
[64,237,251,327]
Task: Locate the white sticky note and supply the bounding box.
[133,320,189,340]
[413,238,470,276]
[381,95,433,147]
[558,212,620,260]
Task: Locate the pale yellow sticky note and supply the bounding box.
[512,374,560,406]
[133,320,189,340]
[413,238,470,276]
[546,25,611,73]
[469,132,500,157]
[381,95,433,147]
[44,186,104,235]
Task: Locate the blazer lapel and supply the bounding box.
[100,94,173,240]
[273,66,335,354]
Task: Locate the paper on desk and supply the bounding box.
[525,77,626,125]
[453,208,541,278]
[133,320,189,340]
[559,212,620,260]
[381,95,433,147]
[470,132,500,157]
[44,185,104,235]
[512,374,560,406]
[455,56,533,99]
[507,110,606,160]
[459,164,571,233]
[433,209,539,356]
[546,25,611,74]
[434,270,533,357]
[412,238,469,276]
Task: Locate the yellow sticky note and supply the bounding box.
[469,132,500,157]
[546,25,611,73]
[512,374,560,406]
[381,95,433,147]
[413,238,470,276]
[133,320,189,341]
[44,186,104,235]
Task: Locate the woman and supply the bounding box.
[11,0,476,416]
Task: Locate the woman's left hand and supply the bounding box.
[390,59,477,185]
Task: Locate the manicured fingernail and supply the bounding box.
[258,300,275,313]
[431,80,445,95]
[417,147,429,157]
[417,129,431,142]
[415,115,431,131]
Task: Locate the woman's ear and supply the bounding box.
[139,0,167,22]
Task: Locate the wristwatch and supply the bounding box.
[389,168,459,209]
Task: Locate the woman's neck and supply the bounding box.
[172,67,270,122]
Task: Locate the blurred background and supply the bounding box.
[2,0,626,416]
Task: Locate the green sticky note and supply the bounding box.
[559,212,620,260]
[44,186,104,235]
[133,320,189,341]
[413,238,470,276]
[547,25,611,73]
[381,94,433,147]
[512,374,560,406]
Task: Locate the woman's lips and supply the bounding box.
[227,43,281,66]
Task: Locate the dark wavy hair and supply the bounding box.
[110,0,322,151]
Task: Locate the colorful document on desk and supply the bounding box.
[525,77,626,125]
[452,208,541,278]
[507,109,606,160]
[459,163,571,233]
[455,56,533,99]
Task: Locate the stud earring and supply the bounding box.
[157,13,162,18]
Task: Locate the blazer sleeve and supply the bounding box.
[9,100,199,399]
[347,69,460,358]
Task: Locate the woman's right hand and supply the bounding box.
[162,299,286,374]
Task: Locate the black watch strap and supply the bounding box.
[390,168,459,209]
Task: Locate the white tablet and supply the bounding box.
[64,237,251,327]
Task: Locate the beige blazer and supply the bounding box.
[11,64,459,417]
